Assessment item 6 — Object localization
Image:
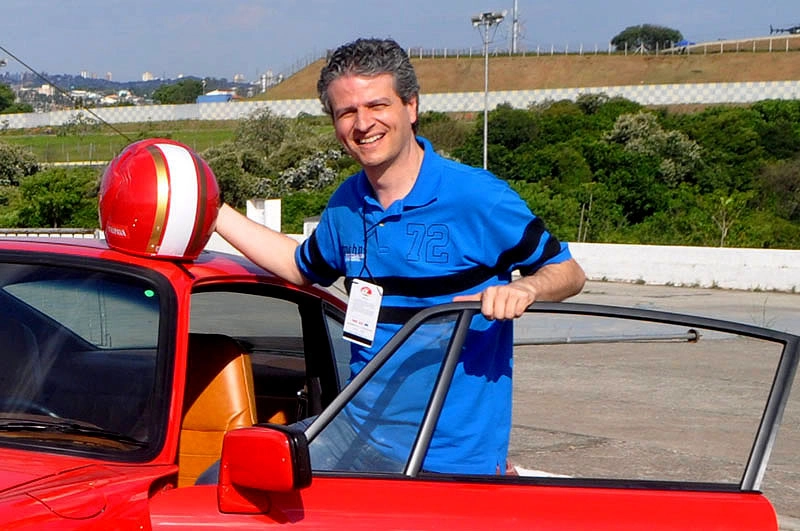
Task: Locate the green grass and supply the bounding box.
[1,120,238,163]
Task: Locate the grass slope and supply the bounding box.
[261,37,800,101]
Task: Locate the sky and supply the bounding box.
[1,0,799,83]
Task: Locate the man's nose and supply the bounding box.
[354,108,373,131]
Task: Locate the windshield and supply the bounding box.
[0,259,169,458]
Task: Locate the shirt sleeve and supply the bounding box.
[480,184,572,277]
[295,208,342,287]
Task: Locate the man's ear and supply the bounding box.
[407,95,419,124]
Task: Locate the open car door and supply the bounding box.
[152,302,799,530]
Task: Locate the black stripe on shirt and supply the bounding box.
[303,231,340,284]
[344,218,563,299]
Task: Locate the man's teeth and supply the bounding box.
[358,134,382,144]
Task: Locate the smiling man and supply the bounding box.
[214,38,585,475]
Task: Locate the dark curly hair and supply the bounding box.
[317,38,420,133]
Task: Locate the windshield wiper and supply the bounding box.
[0,418,148,448]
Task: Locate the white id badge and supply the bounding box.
[343,279,383,348]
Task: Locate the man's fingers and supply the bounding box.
[453,285,535,320]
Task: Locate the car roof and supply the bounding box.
[0,237,341,302]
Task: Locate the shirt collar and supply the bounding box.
[358,136,441,213]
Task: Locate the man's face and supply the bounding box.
[327,73,418,173]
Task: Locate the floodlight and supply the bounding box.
[470,10,506,169]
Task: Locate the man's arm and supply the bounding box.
[455,258,586,320]
[215,203,309,286]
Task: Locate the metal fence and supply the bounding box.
[405,34,800,58]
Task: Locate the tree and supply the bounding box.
[0,82,33,114]
[0,84,16,112]
[200,144,262,208]
[757,157,800,221]
[151,79,204,104]
[604,111,702,186]
[698,191,754,247]
[0,80,33,114]
[16,167,99,228]
[235,107,289,157]
[611,24,683,53]
[0,142,39,186]
[417,111,472,157]
[203,108,351,206]
[680,106,765,192]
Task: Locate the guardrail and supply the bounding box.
[0,228,100,238]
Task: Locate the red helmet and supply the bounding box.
[99,138,220,260]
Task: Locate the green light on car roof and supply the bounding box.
[144,289,155,298]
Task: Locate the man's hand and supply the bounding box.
[453,258,586,320]
[453,283,536,320]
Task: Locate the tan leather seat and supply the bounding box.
[177,333,257,487]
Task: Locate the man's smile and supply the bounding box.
[357,134,384,145]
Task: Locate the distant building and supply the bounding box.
[100,94,119,105]
[196,89,236,103]
[69,89,101,102]
[38,84,55,97]
[141,71,155,81]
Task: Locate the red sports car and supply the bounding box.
[0,236,797,530]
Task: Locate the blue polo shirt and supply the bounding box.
[296,137,572,474]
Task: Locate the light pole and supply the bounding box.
[471,10,505,170]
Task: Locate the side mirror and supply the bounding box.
[218,424,311,514]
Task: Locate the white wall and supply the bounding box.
[568,242,800,292]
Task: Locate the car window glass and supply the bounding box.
[307,304,791,489]
[324,311,352,388]
[5,275,160,349]
[509,312,783,485]
[309,316,458,473]
[190,291,303,338]
[0,262,162,454]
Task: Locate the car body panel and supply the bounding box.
[150,478,777,530]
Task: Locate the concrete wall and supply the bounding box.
[568,243,800,292]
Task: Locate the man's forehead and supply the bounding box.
[328,73,400,107]
[330,72,396,91]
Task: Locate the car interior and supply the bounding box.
[180,285,348,485]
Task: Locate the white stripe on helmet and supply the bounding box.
[156,143,200,257]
